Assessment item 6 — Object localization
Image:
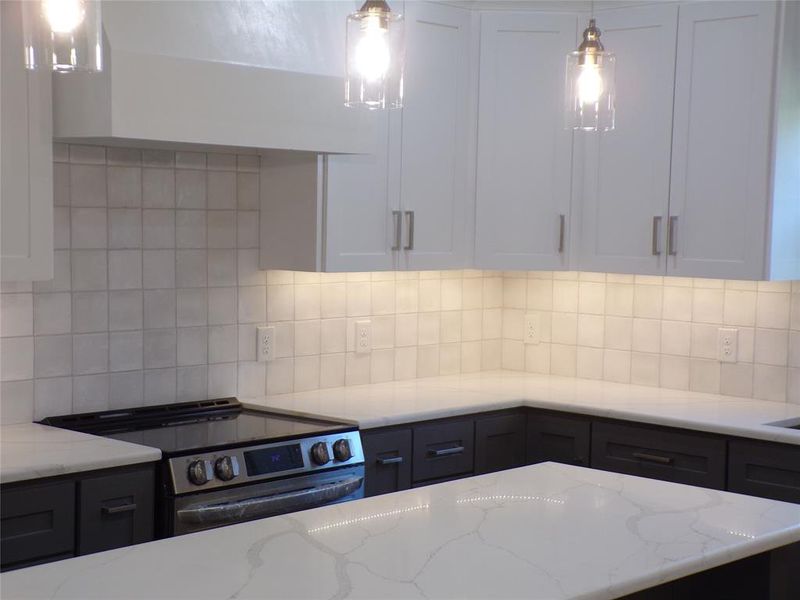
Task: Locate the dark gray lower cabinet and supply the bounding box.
[0,464,156,571]
[475,412,526,474]
[1,481,75,570]
[412,419,474,483]
[362,428,412,497]
[728,440,800,503]
[527,412,591,467]
[591,421,726,489]
[78,468,155,555]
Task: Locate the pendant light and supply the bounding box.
[23,0,103,72]
[345,0,404,110]
[565,7,615,131]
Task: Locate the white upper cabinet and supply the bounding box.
[399,2,474,270]
[1,0,53,282]
[577,4,678,276]
[323,112,402,272]
[667,0,798,280]
[474,12,576,271]
[261,1,475,272]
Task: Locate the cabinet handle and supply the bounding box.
[667,216,678,256]
[651,216,662,256]
[403,211,415,251]
[102,503,137,515]
[632,452,673,466]
[428,446,464,457]
[391,210,402,251]
[377,456,404,465]
[558,214,566,253]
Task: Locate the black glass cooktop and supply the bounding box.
[39,398,354,455]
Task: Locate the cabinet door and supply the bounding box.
[1,481,75,570]
[667,1,778,279]
[1,0,53,281]
[527,412,591,467]
[578,5,678,275]
[591,421,726,489]
[77,467,155,555]
[412,419,474,483]
[728,440,800,504]
[400,2,473,270]
[475,412,526,474]
[475,13,576,270]
[325,111,400,272]
[362,428,412,498]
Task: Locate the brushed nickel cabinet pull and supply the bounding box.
[404,211,415,251]
[102,503,137,515]
[558,214,566,253]
[652,216,662,256]
[667,216,678,256]
[391,210,402,251]
[429,446,464,457]
[377,456,404,465]
[632,452,673,465]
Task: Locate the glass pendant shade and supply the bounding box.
[345,0,404,109]
[23,0,103,72]
[565,19,615,131]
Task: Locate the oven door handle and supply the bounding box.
[176,476,364,525]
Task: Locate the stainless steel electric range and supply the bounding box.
[40,398,365,537]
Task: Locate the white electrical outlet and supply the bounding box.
[524,314,541,345]
[257,325,275,362]
[355,320,372,354]
[717,327,738,363]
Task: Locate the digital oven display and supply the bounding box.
[243,444,304,476]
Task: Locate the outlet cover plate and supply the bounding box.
[257,325,275,362]
[717,327,738,363]
[355,320,372,354]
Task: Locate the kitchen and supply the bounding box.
[0,0,799,598]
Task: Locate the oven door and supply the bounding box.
[171,466,364,536]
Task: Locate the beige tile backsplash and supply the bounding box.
[1,143,798,425]
[501,272,800,404]
[261,270,504,395]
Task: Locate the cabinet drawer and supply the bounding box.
[591,422,726,489]
[1,481,75,570]
[475,412,526,474]
[413,420,474,482]
[728,440,800,503]
[527,412,591,467]
[77,467,155,555]
[362,428,413,497]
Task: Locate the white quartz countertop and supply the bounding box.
[0,423,161,484]
[3,462,800,600]
[249,371,800,445]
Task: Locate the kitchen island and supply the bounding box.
[2,462,799,599]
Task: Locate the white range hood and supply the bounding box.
[52,0,376,154]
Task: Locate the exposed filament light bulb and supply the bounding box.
[354,15,390,81]
[565,18,616,131]
[577,63,603,106]
[43,0,86,34]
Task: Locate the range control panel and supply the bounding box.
[168,431,364,495]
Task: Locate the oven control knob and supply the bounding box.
[187,460,212,485]
[214,456,240,481]
[310,442,330,466]
[333,439,352,462]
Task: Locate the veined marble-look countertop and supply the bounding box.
[249,370,800,445]
[0,423,161,484]
[3,462,800,600]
